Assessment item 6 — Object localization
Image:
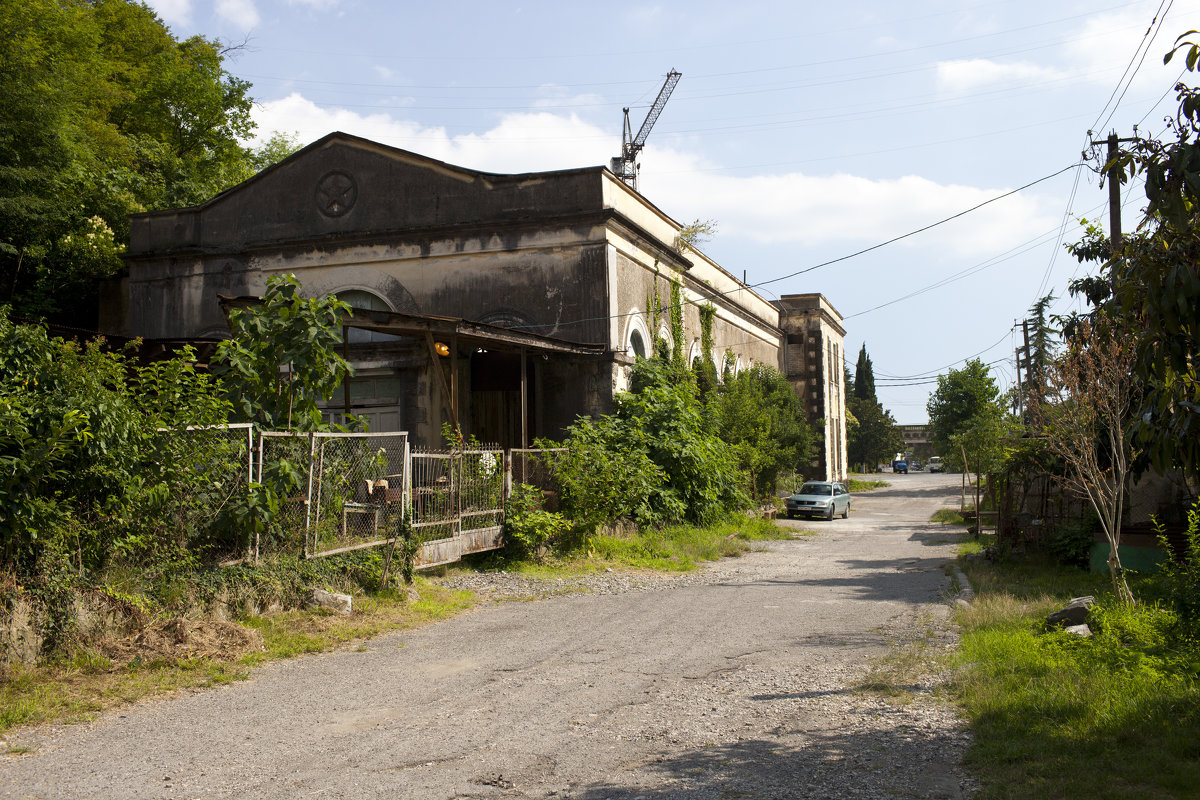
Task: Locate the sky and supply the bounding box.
[147,0,1198,422]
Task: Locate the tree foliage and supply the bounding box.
[1064,31,1200,486]
[847,396,903,472]
[212,275,355,432]
[549,357,747,530]
[0,0,279,324]
[716,363,817,499]
[1042,321,1141,603]
[853,344,876,401]
[927,359,1002,460]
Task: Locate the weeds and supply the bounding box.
[951,553,1200,799]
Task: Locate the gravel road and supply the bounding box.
[1,472,978,799]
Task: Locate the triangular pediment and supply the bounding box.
[131,132,606,253]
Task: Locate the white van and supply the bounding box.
[928,456,944,473]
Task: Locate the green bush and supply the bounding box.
[1045,518,1095,569]
[503,484,571,561]
[546,356,746,531]
[1155,501,1200,640]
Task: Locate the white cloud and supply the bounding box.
[145,0,192,27]
[936,59,1067,94]
[286,0,342,7]
[641,148,1056,258]
[215,0,260,29]
[251,93,614,172]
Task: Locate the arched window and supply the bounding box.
[337,290,399,343]
[629,329,646,359]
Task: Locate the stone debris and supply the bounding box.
[312,588,353,614]
[1046,595,1094,628]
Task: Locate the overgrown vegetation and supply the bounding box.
[946,501,1200,799]
[0,0,300,325]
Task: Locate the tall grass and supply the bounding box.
[953,557,1200,799]
[587,515,795,571]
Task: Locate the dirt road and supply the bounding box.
[2,473,976,799]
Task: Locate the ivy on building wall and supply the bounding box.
[669,280,685,368]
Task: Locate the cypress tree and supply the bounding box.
[854,344,876,401]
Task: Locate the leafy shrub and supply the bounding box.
[547,356,746,531]
[503,484,571,561]
[1156,501,1200,639]
[1045,518,1095,569]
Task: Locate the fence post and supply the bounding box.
[304,432,317,558]
[504,449,513,503]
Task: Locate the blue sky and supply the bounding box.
[148,0,1197,422]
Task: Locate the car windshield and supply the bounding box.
[799,482,832,495]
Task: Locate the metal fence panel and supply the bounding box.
[257,431,410,559]
[409,447,505,567]
[152,423,255,564]
[309,432,409,558]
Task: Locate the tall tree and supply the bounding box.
[717,364,816,499]
[847,397,903,473]
[0,0,260,324]
[1064,31,1200,488]
[927,359,1002,460]
[853,343,876,401]
[1042,321,1141,603]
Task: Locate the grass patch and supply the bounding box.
[240,579,473,662]
[847,477,890,492]
[931,507,968,525]
[950,556,1200,799]
[585,515,794,571]
[1,656,248,735]
[0,579,474,736]
[858,614,945,701]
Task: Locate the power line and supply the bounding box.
[752,163,1085,289]
[1094,0,1174,133]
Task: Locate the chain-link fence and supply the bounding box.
[151,423,255,564]
[257,431,409,558]
[154,428,561,569]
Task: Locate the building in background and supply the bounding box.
[777,294,848,482]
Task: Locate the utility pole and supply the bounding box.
[1091,130,1138,294]
[1108,132,1122,296]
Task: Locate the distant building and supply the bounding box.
[777,294,848,482]
[898,424,932,459]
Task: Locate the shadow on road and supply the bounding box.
[704,553,951,605]
[567,725,967,799]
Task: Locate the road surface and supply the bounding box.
[1,472,976,799]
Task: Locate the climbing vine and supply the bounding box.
[669,280,685,367]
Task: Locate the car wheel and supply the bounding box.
[842,504,849,519]
[825,505,834,521]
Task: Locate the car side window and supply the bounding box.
[836,483,847,495]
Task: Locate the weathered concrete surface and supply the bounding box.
[0,472,976,799]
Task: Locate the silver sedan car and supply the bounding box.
[784,481,851,520]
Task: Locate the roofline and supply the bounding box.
[130,131,612,222]
[217,295,610,357]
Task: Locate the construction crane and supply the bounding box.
[610,69,682,191]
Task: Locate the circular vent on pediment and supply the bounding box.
[315,170,357,217]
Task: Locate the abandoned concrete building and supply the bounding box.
[108,131,847,480]
[778,294,849,481]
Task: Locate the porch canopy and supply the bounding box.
[217,295,610,445]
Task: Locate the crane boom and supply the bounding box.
[610,69,681,190]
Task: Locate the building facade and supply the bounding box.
[777,294,848,482]
[111,132,784,449]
